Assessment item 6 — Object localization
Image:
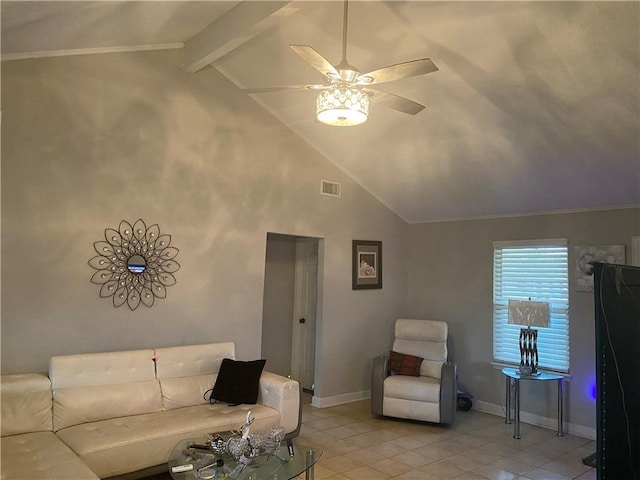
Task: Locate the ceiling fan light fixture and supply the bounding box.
[316,86,369,126]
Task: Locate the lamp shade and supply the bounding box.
[508,300,550,328]
[316,86,369,126]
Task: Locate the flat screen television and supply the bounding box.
[593,262,640,479]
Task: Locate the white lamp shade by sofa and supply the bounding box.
[508,299,550,328]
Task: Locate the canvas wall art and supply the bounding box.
[574,244,625,292]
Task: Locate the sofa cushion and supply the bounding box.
[56,403,281,478]
[49,349,156,389]
[53,380,163,431]
[159,373,216,409]
[1,431,99,480]
[154,342,235,378]
[1,373,53,436]
[211,358,266,405]
[50,348,163,431]
[155,342,234,410]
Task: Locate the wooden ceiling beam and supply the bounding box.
[183,1,297,74]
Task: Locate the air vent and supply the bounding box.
[321,180,341,197]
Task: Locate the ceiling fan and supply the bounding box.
[242,1,438,126]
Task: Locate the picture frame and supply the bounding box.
[352,240,382,290]
[574,244,625,292]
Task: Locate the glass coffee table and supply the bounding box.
[168,436,322,480]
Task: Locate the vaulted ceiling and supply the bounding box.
[2,1,639,223]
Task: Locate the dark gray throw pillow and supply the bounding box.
[210,358,266,405]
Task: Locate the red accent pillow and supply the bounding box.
[388,350,423,376]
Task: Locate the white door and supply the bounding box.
[290,238,318,391]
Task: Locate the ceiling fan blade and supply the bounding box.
[290,44,341,80]
[363,88,425,115]
[243,84,328,94]
[357,58,438,86]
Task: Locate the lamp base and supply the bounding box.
[517,366,541,377]
[519,327,539,375]
[518,365,532,376]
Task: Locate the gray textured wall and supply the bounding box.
[0,49,409,402]
[406,207,640,436]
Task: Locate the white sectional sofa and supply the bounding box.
[1,373,100,480]
[1,342,301,480]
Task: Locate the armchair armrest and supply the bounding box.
[371,355,388,416]
[439,361,457,424]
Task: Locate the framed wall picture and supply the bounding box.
[352,240,382,290]
[574,244,625,292]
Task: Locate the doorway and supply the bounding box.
[261,233,321,393]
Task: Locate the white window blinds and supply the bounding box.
[493,239,570,373]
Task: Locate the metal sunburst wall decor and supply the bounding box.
[88,219,180,310]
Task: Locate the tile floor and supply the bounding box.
[295,394,596,480]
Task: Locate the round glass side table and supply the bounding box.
[502,367,567,439]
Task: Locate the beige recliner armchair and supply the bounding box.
[371,319,457,424]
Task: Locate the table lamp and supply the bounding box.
[508,299,550,376]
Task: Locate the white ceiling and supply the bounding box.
[2,1,639,223]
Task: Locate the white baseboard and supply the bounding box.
[312,390,370,408]
[569,423,597,441]
[474,400,596,440]
[474,400,506,418]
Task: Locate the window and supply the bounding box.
[493,239,569,373]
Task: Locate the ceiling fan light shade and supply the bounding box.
[316,86,369,126]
